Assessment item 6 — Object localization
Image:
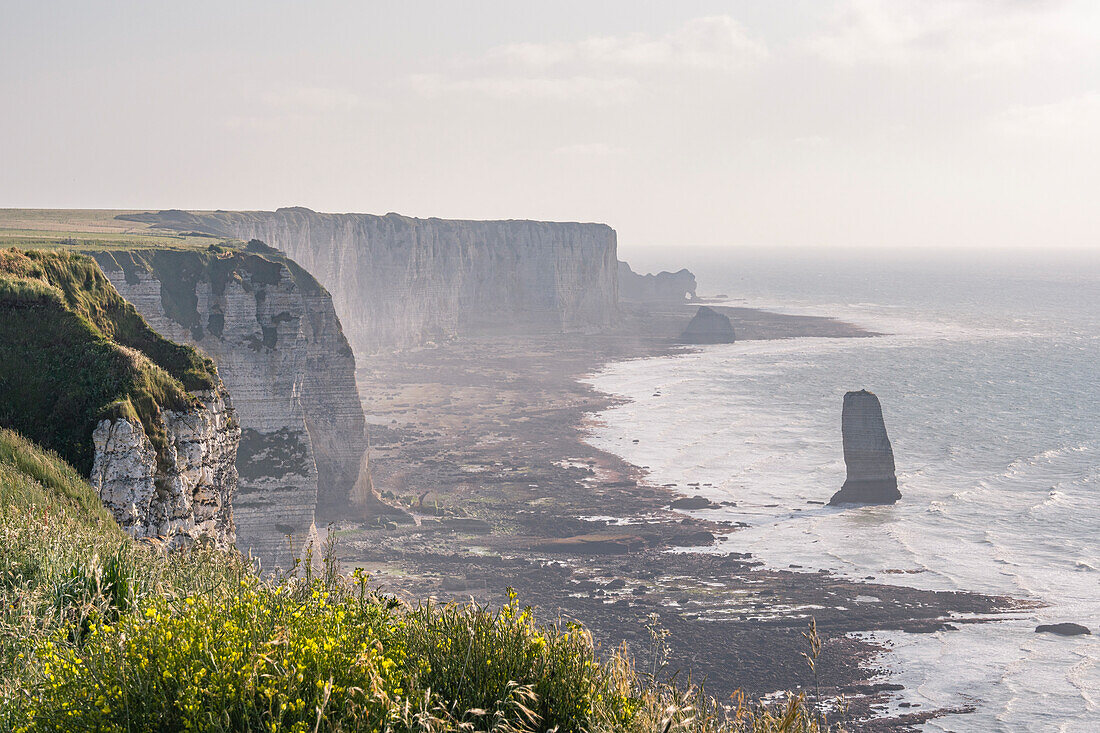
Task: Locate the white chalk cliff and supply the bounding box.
[120,209,620,354]
[92,249,368,569]
[90,387,239,548]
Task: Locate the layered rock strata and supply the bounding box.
[91,248,368,569]
[90,387,238,548]
[618,261,698,302]
[829,390,901,505]
[119,209,620,354]
[680,306,735,344]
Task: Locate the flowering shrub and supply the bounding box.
[23,573,405,732]
[404,590,639,732]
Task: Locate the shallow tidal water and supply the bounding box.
[584,248,1100,732]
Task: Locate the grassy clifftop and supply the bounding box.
[0,248,219,473]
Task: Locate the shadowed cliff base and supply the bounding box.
[328,302,1023,732]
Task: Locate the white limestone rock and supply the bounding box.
[92,249,366,569]
[90,387,238,548]
[120,209,621,354]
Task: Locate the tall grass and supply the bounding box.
[0,430,841,732]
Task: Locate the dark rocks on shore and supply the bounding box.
[533,532,646,555]
[669,495,719,510]
[830,390,902,505]
[1036,622,1091,636]
[442,517,492,534]
[679,306,736,344]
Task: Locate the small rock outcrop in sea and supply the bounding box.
[829,390,901,505]
[679,306,735,344]
[1035,623,1091,636]
[669,495,719,510]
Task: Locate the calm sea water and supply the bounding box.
[586,247,1100,732]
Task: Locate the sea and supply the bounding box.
[583,247,1100,732]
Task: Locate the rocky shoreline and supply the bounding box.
[333,302,1031,732]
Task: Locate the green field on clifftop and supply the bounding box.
[0,209,227,252]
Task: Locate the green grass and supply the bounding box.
[0,209,226,252]
[0,248,219,473]
[0,430,837,732]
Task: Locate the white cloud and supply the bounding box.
[486,16,767,73]
[806,0,1077,72]
[995,91,1100,139]
[261,86,365,111]
[408,73,639,104]
[792,135,829,147]
[550,142,626,158]
[406,15,765,105]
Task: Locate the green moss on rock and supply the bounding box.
[0,248,219,474]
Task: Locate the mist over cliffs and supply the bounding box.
[120,209,620,354]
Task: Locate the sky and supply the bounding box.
[2,0,1099,252]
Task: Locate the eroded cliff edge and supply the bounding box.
[90,246,368,568]
[0,249,238,548]
[120,209,620,354]
[617,261,698,302]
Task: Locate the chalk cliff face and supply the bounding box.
[91,248,367,569]
[120,209,620,354]
[0,248,238,549]
[91,387,238,548]
[829,390,901,505]
[618,261,698,302]
[679,306,735,344]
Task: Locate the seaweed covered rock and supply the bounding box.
[679,306,735,344]
[0,249,238,547]
[830,390,901,506]
[1035,623,1091,636]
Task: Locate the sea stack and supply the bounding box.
[829,390,901,505]
[679,306,735,344]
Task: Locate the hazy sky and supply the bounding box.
[2,1,1098,251]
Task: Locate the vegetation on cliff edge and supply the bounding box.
[90,246,326,341]
[0,248,219,473]
[0,429,835,732]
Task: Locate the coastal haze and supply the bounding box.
[2,2,1099,732]
[3,1,1100,250]
[585,247,1100,729]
